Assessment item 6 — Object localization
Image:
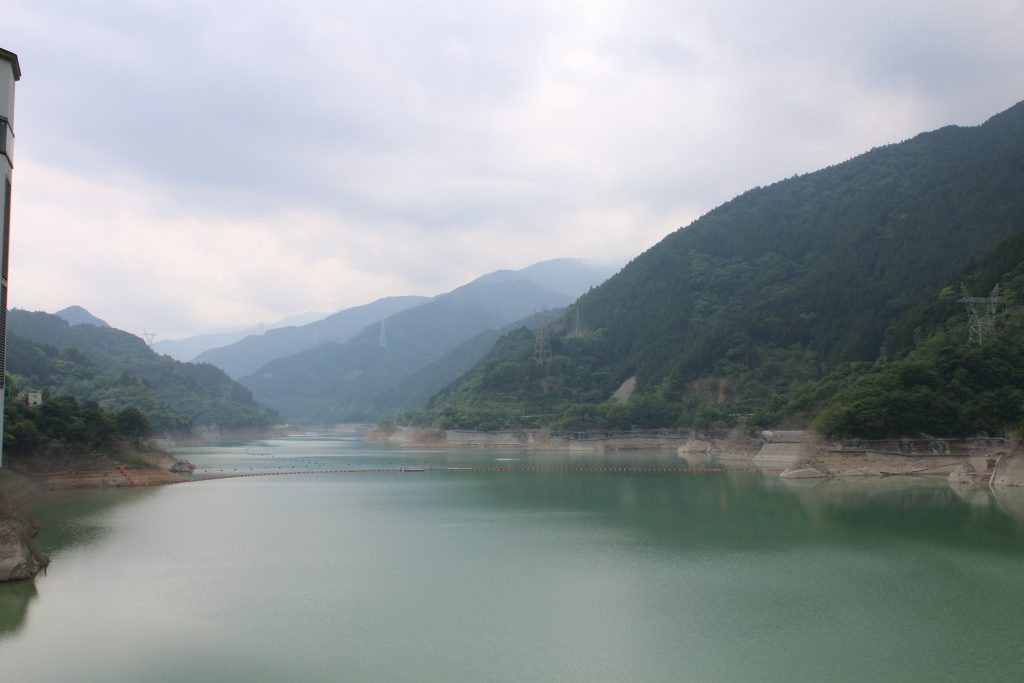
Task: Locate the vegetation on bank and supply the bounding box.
[3,382,153,457]
[403,100,1024,438]
[7,310,278,433]
[751,230,1024,438]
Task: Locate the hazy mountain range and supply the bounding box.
[152,310,328,361]
[239,259,613,424]
[32,258,612,427]
[193,296,429,379]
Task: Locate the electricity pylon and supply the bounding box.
[957,283,1004,345]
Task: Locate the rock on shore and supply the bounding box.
[0,516,49,582]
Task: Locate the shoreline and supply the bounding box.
[369,425,1024,485]
[5,427,1022,582]
[0,470,49,582]
[0,448,192,582]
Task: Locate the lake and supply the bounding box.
[2,434,1024,681]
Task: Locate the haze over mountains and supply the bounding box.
[193,296,429,379]
[153,310,328,362]
[238,259,612,424]
[21,259,611,430]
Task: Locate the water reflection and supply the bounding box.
[185,435,1024,555]
[781,476,1024,549]
[0,580,37,637]
[27,488,159,555]
[0,487,157,640]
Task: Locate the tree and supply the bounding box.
[116,406,153,447]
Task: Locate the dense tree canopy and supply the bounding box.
[2,385,153,456]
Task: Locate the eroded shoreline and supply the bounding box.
[369,425,1024,486]
[0,449,192,582]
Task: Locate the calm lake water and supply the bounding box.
[3,434,1024,681]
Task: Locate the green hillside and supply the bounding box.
[414,99,1024,432]
[372,309,563,418]
[751,229,1024,438]
[7,310,278,432]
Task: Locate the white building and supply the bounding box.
[0,47,20,467]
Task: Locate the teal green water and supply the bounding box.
[3,434,1024,681]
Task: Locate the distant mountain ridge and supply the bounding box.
[54,305,109,328]
[153,310,328,361]
[191,296,430,379]
[240,259,611,424]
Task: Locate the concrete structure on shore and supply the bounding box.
[0,47,21,468]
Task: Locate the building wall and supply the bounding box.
[0,50,18,467]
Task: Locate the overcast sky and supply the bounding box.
[4,0,1024,339]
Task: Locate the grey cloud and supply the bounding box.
[6,0,1024,335]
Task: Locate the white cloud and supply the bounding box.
[5,0,1024,338]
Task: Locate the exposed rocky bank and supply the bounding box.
[0,471,49,582]
[372,426,1024,486]
[0,515,49,582]
[0,447,194,582]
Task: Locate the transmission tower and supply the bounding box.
[957,283,1004,345]
[378,319,388,348]
[573,308,583,336]
[533,312,551,365]
[142,331,157,348]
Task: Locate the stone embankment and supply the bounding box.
[773,434,1024,487]
[372,426,1024,486]
[369,425,763,454]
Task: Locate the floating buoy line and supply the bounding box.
[162,464,783,486]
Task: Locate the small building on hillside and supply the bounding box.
[26,391,42,407]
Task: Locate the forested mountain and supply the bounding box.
[193,295,429,378]
[241,260,608,424]
[6,310,278,432]
[191,260,610,380]
[750,229,1024,438]
[413,99,1024,432]
[371,309,562,418]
